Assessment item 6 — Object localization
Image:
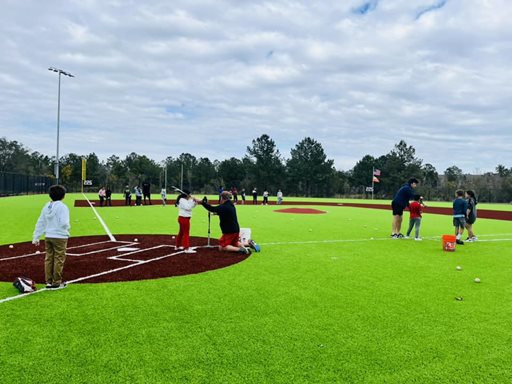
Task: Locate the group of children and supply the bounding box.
[31,178,479,291]
[122,185,152,206]
[31,184,261,290]
[392,178,478,244]
[452,189,478,245]
[217,186,284,205]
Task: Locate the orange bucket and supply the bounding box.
[442,235,457,251]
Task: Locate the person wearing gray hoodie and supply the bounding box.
[33,185,70,290]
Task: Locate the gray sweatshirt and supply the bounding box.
[33,201,71,241]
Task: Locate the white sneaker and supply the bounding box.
[472,236,478,241]
[466,238,473,243]
[184,248,196,254]
[404,236,410,239]
[415,237,422,241]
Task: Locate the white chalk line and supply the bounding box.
[67,246,199,284]
[107,244,172,261]
[67,241,138,257]
[0,240,135,262]
[260,236,512,246]
[3,232,512,303]
[82,193,116,242]
[0,287,51,304]
[0,245,202,304]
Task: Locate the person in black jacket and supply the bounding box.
[105,186,112,206]
[391,178,419,239]
[201,191,251,254]
[142,181,152,205]
[123,186,132,206]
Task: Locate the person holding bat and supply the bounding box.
[175,189,201,253]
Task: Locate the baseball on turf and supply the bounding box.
[134,238,138,242]
[474,277,481,283]
[172,236,176,239]
[9,245,14,248]
[456,266,462,271]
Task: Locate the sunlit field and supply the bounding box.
[1,193,511,383]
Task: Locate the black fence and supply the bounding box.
[0,172,54,196]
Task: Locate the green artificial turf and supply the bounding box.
[1,193,511,383]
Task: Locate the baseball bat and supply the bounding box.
[171,186,187,195]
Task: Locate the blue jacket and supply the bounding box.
[453,198,468,217]
[392,184,415,208]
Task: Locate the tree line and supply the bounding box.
[1,136,511,202]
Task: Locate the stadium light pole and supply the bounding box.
[48,67,74,184]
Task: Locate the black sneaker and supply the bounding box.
[248,240,261,252]
[238,247,251,255]
[456,239,464,245]
[391,234,397,239]
[397,233,405,239]
[45,283,53,289]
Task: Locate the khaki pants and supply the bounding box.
[45,238,68,285]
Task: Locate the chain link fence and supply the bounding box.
[0,172,54,196]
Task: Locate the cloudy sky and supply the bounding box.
[1,0,511,173]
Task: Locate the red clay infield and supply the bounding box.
[0,235,249,284]
[275,208,326,214]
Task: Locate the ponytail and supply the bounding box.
[175,193,187,207]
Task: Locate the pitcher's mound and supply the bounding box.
[275,208,326,214]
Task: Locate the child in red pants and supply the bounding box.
[175,190,200,253]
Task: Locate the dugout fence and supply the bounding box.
[0,172,53,196]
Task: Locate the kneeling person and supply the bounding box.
[201,191,251,254]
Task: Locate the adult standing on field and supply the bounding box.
[252,187,258,205]
[465,190,478,242]
[134,185,143,206]
[200,191,251,254]
[262,189,269,205]
[98,186,106,207]
[124,185,132,206]
[142,181,151,205]
[231,186,238,204]
[105,186,112,207]
[391,178,419,238]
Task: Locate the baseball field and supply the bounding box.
[1,193,511,383]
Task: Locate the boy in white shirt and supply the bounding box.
[32,185,70,290]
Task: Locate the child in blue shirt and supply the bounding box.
[453,189,468,245]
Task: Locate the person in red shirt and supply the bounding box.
[405,194,426,240]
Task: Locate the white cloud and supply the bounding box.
[0,0,511,174]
